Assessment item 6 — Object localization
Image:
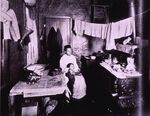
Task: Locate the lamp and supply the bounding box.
[24,0,37,7]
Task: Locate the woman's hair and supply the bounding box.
[64,45,71,51]
[67,63,74,68]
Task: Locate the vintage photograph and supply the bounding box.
[0,0,150,116]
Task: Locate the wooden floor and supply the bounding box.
[42,95,140,116]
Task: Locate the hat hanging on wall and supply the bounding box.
[24,0,37,7]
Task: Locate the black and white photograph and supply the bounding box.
[0,0,150,116]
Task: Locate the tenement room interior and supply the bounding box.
[0,0,150,116]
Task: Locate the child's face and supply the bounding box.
[69,64,74,71]
[66,48,72,56]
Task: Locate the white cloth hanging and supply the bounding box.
[26,7,39,65]
[73,17,135,51]
[84,22,91,36]
[118,17,135,39]
[73,19,85,36]
[106,17,135,50]
[90,23,107,39]
[0,0,20,41]
[105,23,117,50]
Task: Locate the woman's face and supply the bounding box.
[66,48,72,56]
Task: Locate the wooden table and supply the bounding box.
[9,74,68,116]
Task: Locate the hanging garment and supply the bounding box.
[7,9,21,41]
[118,17,135,39]
[3,21,11,39]
[84,22,91,36]
[101,24,108,39]
[0,0,9,12]
[106,17,135,50]
[84,22,108,39]
[105,23,117,50]
[110,17,135,41]
[0,11,12,22]
[73,19,85,36]
[47,27,63,68]
[40,24,47,63]
[1,10,20,41]
[0,0,20,41]
[91,23,108,39]
[26,7,39,65]
[73,17,135,51]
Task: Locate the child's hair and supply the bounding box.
[67,63,74,68]
[64,45,71,51]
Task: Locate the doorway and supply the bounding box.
[45,16,72,68]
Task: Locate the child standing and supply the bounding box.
[65,63,86,100]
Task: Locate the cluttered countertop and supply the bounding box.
[100,61,142,79]
[82,49,142,79]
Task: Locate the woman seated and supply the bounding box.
[60,45,86,100]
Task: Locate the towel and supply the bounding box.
[84,22,91,36]
[106,23,117,50]
[73,19,85,36]
[84,22,108,39]
[118,17,135,38]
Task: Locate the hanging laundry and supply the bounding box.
[85,23,108,39]
[7,9,21,41]
[73,17,135,51]
[40,24,47,63]
[84,22,91,36]
[83,21,108,39]
[118,17,135,39]
[73,19,85,36]
[101,24,108,39]
[105,23,117,50]
[47,27,63,68]
[3,21,11,39]
[106,17,135,50]
[0,0,20,41]
[90,23,99,37]
[26,7,39,65]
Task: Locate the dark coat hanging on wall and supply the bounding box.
[47,27,62,69]
[40,25,47,63]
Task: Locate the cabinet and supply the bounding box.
[116,77,141,109]
[81,56,142,110]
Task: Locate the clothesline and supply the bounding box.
[73,7,150,24]
[135,8,150,17]
[73,17,135,50]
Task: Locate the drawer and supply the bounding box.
[117,96,141,109]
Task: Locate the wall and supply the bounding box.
[38,0,106,57]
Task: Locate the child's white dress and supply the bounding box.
[72,75,86,99]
